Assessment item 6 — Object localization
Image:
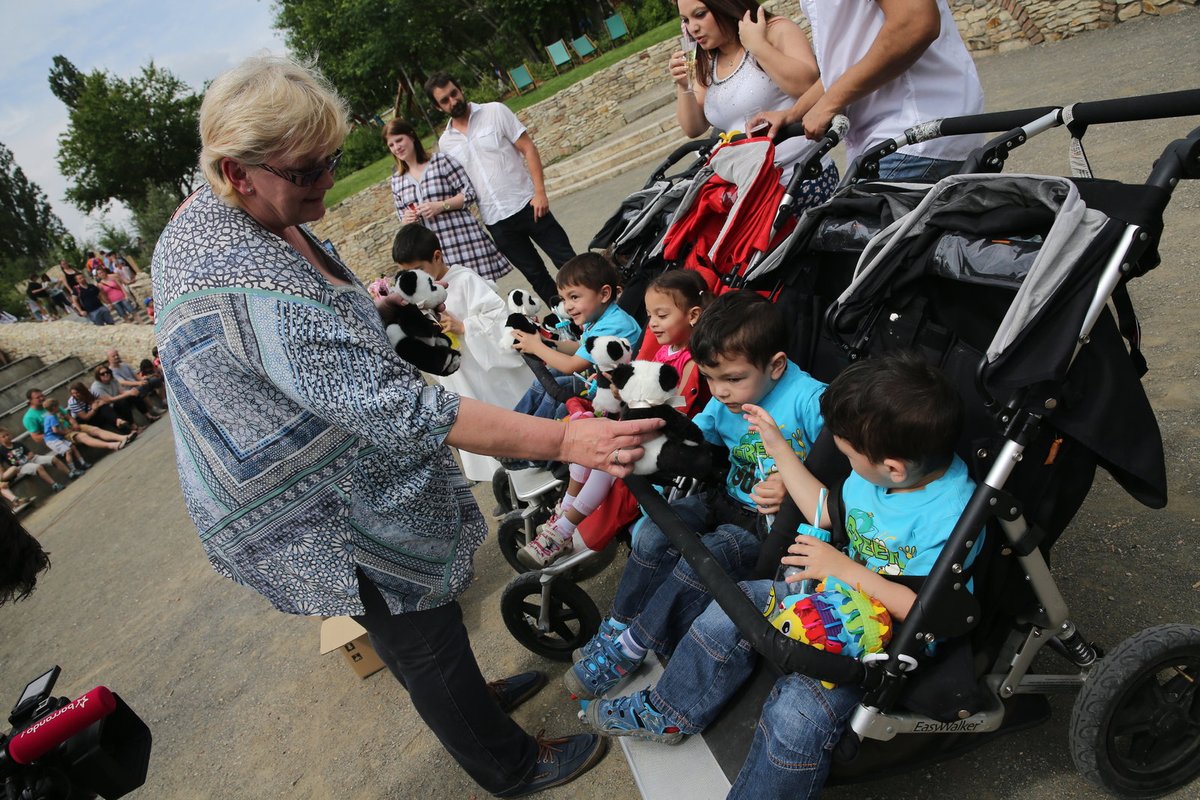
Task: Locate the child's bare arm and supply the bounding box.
[512,331,588,374]
[781,536,919,619]
[743,403,830,527]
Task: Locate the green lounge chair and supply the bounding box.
[508,64,537,95]
[545,39,573,75]
[570,34,600,62]
[604,12,630,46]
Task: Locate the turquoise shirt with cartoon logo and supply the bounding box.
[841,454,982,577]
[692,361,825,510]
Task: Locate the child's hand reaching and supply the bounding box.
[750,471,785,515]
[511,329,546,356]
[780,533,856,585]
[439,310,464,336]
[742,403,790,461]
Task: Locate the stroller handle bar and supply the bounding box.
[623,475,869,686]
[1062,88,1200,127]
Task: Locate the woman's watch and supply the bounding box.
[442,201,451,212]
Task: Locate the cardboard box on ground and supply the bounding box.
[319,617,386,679]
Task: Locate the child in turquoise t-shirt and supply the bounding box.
[582,353,983,800]
[510,253,639,420]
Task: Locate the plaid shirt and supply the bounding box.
[390,153,512,282]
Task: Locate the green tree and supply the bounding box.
[0,143,68,315]
[50,57,201,215]
[273,0,609,115]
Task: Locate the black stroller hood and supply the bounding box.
[830,173,1167,508]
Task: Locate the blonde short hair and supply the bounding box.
[199,54,350,204]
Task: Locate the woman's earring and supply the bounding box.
[245,186,255,195]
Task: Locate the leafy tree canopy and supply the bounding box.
[50,57,201,215]
[273,0,612,115]
[0,142,69,315]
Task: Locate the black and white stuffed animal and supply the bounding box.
[385,270,461,376]
[610,360,711,484]
[585,336,633,416]
[502,289,542,350]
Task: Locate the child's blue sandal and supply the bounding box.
[563,635,643,699]
[579,689,684,745]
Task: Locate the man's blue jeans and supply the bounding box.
[649,580,863,799]
[609,493,760,656]
[877,152,962,182]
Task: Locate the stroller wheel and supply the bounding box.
[1069,623,1200,798]
[497,510,551,574]
[491,466,519,516]
[500,572,600,662]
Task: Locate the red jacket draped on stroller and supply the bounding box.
[659,138,793,295]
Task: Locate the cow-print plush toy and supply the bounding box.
[610,360,712,485]
[585,336,633,416]
[385,270,461,376]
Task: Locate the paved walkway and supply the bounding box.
[2,10,1198,800]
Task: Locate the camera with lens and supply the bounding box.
[0,666,151,799]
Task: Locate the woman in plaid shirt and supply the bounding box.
[385,118,513,282]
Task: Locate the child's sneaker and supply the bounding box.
[77,460,93,469]
[66,469,82,479]
[579,689,684,745]
[564,633,643,699]
[517,519,574,569]
[51,482,66,492]
[572,618,626,662]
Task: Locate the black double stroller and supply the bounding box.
[619,89,1200,799]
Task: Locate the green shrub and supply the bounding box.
[629,0,675,36]
[340,124,390,174]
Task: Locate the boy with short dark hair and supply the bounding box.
[565,291,825,699]
[581,352,983,800]
[510,252,640,420]
[391,224,530,482]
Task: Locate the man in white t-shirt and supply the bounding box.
[753,0,984,181]
[425,73,575,306]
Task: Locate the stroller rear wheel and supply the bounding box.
[500,572,600,662]
[1069,623,1200,798]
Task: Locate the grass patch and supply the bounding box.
[324,20,678,208]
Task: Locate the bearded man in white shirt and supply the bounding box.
[425,73,575,306]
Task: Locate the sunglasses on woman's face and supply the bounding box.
[256,150,343,188]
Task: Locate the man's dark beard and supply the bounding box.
[449,99,468,118]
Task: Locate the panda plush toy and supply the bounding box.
[584,336,633,416]
[385,270,461,376]
[501,289,542,350]
[610,360,712,484]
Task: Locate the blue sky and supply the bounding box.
[0,0,288,242]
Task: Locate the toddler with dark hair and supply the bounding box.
[391,224,529,482]
[565,290,825,698]
[582,352,983,800]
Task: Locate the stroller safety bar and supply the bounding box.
[623,475,869,686]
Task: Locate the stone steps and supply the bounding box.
[0,357,87,415]
[0,356,47,389]
[545,107,703,199]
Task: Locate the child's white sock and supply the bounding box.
[559,491,578,515]
[551,514,578,539]
[617,628,647,660]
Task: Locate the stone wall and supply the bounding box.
[0,320,156,365]
[309,0,1190,281]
